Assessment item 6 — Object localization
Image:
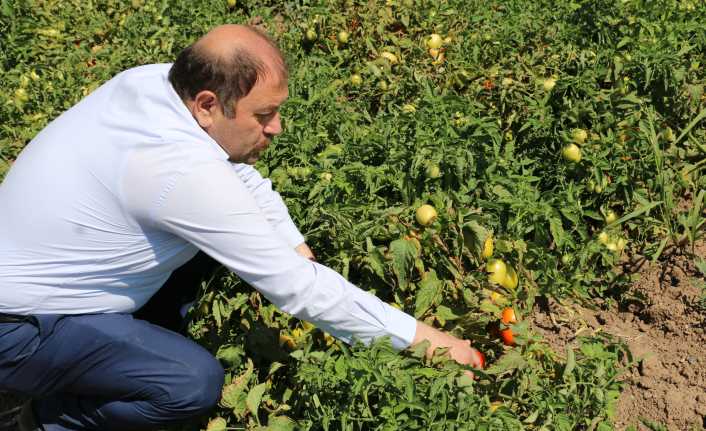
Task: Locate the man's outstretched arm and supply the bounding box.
[144,160,483,367]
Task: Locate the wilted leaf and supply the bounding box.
[414,269,442,318]
[389,237,420,290]
[485,349,527,375]
[247,382,267,418]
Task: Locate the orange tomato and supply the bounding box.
[501,307,517,324]
[500,307,517,346]
[500,328,514,346]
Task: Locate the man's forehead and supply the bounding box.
[244,79,288,108]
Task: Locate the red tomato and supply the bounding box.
[470,348,486,369]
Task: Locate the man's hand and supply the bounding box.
[412,321,485,369]
[294,242,315,261]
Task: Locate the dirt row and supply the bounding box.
[531,241,706,431]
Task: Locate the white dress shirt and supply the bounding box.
[0,64,417,349]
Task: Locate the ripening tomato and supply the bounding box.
[415,204,437,226]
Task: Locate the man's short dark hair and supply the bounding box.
[168,27,287,118]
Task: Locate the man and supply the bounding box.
[0,25,483,431]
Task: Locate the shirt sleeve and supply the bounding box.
[230,163,305,248]
[153,161,418,350]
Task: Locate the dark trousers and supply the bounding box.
[0,251,224,431]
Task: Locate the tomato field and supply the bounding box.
[1,0,705,430]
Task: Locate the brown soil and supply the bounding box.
[531,241,706,431]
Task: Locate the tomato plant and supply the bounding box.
[2,0,702,429]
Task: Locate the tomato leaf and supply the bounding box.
[246,382,267,418]
[389,237,420,290]
[414,269,442,318]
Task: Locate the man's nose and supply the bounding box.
[264,112,283,136]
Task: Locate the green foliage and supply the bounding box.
[2,0,704,430]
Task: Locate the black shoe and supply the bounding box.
[16,401,42,431]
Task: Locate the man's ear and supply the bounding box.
[189,90,220,129]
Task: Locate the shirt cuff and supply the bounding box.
[274,218,306,249]
[383,304,418,350]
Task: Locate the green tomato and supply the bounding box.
[486,259,507,285]
[425,163,441,179]
[337,30,350,44]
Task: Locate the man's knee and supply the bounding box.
[158,354,225,417]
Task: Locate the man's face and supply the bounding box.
[209,75,288,164]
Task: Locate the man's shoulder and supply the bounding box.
[119,63,173,78]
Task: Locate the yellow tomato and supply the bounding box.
[572,128,588,145]
[482,236,494,259]
[562,144,581,162]
[501,265,519,290]
[542,77,557,91]
[415,204,438,226]
[426,33,443,49]
[598,231,610,244]
[379,51,398,64]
